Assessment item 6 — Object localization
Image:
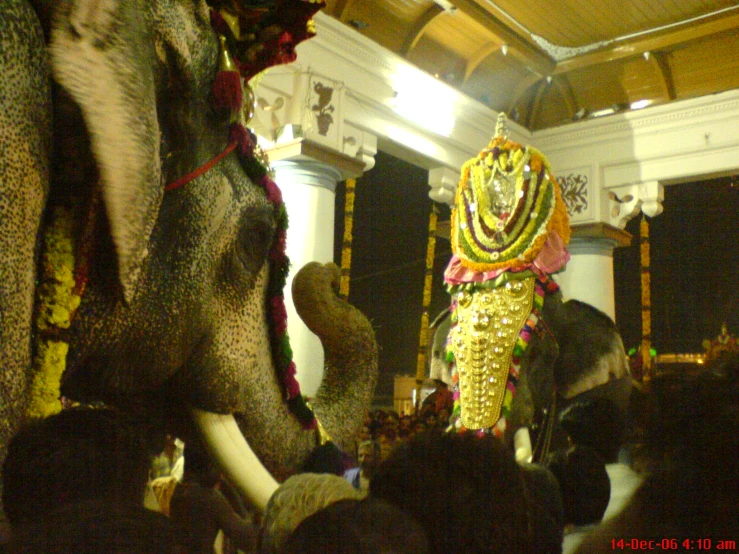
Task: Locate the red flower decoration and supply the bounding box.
[262,175,283,205]
[284,362,301,399]
[230,124,255,156]
[271,296,288,335]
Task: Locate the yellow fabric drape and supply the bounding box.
[339,179,356,301]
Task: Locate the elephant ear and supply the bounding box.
[50,0,162,303]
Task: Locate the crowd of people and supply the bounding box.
[1,352,736,553]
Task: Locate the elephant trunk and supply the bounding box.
[291,262,379,452]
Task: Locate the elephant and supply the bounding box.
[0,0,377,531]
[427,294,632,461]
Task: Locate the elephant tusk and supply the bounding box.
[191,408,278,511]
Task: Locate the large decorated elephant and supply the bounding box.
[428,114,630,460]
[0,0,377,530]
[429,295,632,459]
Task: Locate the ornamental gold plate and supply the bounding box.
[450,277,535,430]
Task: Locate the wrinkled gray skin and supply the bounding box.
[0,0,377,530]
[429,293,631,453]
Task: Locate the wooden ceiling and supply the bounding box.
[321,0,739,130]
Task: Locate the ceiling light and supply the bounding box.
[630,99,651,110]
[501,44,509,56]
[643,51,651,61]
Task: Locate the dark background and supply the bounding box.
[333,151,739,406]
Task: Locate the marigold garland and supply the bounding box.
[339,178,356,301]
[415,207,438,384]
[640,215,652,381]
[450,137,570,274]
[28,206,81,418]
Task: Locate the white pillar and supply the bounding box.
[272,160,342,397]
[555,223,632,321]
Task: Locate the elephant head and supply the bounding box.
[0,0,377,527]
[428,295,631,458]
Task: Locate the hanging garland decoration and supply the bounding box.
[29,192,99,418]
[640,214,652,382]
[414,206,438,401]
[338,178,356,301]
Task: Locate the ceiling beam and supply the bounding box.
[554,11,739,75]
[527,79,549,129]
[463,41,502,84]
[400,4,444,56]
[507,73,542,114]
[552,75,576,117]
[450,0,555,78]
[649,52,676,101]
[334,0,358,22]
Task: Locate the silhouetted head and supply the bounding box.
[370,430,532,554]
[544,445,610,527]
[282,498,428,554]
[3,407,152,528]
[258,473,363,554]
[559,396,627,463]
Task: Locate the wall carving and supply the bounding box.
[557,171,590,220]
[312,82,335,136]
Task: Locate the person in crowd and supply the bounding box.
[169,443,256,554]
[370,430,535,553]
[422,379,454,415]
[544,446,610,554]
[376,428,398,462]
[258,472,363,554]
[281,498,429,554]
[2,406,176,553]
[520,462,565,554]
[150,434,184,480]
[559,396,642,521]
[344,439,381,493]
[576,353,739,552]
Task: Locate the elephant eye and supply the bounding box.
[225,208,275,290]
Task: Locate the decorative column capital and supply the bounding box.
[269,159,342,192]
[568,222,633,255]
[251,69,377,177]
[606,180,664,228]
[266,138,365,182]
[428,167,458,205]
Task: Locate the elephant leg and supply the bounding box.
[0,0,51,534]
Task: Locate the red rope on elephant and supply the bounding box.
[165,140,238,191]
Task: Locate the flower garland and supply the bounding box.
[451,138,570,274]
[28,207,79,418]
[28,192,97,418]
[639,215,652,382]
[205,5,322,429]
[415,206,438,383]
[338,178,356,301]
